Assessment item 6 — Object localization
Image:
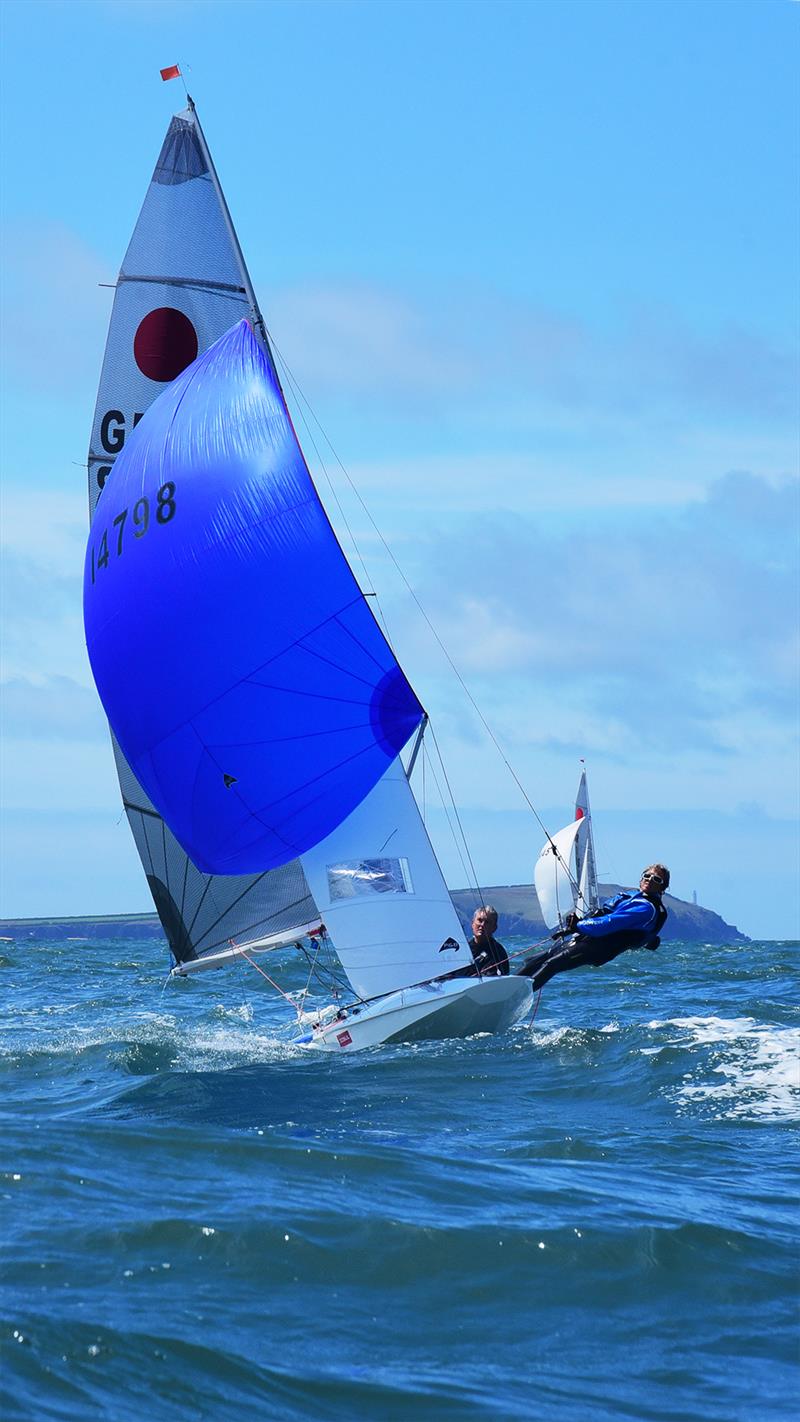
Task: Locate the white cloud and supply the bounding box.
[0,489,89,682]
[265,278,798,429]
[1,736,118,812]
[1,489,86,573]
[2,676,108,742]
[371,470,799,817]
[322,451,707,516]
[265,280,475,401]
[1,222,112,396]
[1,809,147,918]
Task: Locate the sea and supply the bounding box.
[1,929,797,1422]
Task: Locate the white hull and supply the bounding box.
[300,974,532,1053]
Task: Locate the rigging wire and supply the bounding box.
[232,943,257,1036]
[232,942,302,1019]
[427,720,486,905]
[293,937,322,1016]
[293,936,350,1001]
[271,346,393,646]
[266,324,576,882]
[417,738,478,903]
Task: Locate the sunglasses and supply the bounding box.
[642,873,665,887]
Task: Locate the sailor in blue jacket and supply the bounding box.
[519,864,670,990]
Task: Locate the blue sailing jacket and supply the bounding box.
[576,891,667,949]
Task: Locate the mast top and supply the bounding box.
[159,62,190,103]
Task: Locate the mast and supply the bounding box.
[184,98,282,386]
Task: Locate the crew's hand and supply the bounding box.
[564,910,579,932]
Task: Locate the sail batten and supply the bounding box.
[118,277,248,293]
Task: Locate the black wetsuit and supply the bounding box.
[518,892,667,990]
[469,934,510,976]
[445,933,510,980]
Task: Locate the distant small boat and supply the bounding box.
[534,767,599,932]
[84,97,532,1051]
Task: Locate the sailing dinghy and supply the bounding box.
[84,98,532,1051]
[534,767,599,933]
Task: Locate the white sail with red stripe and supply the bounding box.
[574,766,599,914]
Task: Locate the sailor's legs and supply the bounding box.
[516,947,554,979]
[527,942,591,990]
[521,935,632,990]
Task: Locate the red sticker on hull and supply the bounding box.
[337,1030,353,1047]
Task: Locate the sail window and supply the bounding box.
[327,858,413,901]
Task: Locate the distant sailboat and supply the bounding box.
[84,98,532,1051]
[574,765,599,915]
[533,766,599,931]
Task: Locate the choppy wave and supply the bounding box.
[2,934,797,1421]
[647,1015,800,1121]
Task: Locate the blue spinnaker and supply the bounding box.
[83,320,424,876]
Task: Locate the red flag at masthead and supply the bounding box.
[160,65,181,82]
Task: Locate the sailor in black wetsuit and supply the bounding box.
[519,864,670,991]
[445,905,510,980]
[468,905,510,976]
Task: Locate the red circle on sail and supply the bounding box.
[133,308,198,382]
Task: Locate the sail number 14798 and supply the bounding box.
[89,482,177,584]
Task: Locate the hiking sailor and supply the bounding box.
[519,864,670,991]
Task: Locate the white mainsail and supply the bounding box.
[534,817,585,930]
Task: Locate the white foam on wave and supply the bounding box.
[172,1018,303,1070]
[1,1004,305,1070]
[529,1025,583,1048]
[212,1002,254,1024]
[648,1015,800,1121]
[0,1010,180,1059]
[648,1014,758,1042]
[529,1017,621,1047]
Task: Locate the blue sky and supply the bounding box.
[1,0,798,938]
